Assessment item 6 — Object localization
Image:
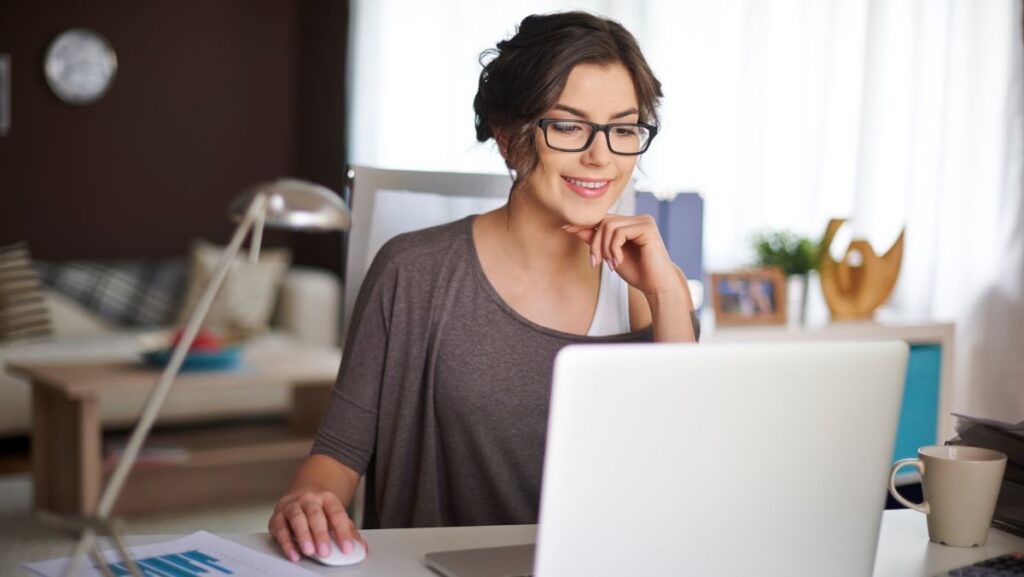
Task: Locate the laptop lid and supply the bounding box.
[533,341,908,577]
[425,544,533,577]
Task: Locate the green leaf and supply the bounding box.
[750,229,822,276]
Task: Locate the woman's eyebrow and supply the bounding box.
[553,104,640,120]
[611,107,640,119]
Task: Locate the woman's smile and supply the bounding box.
[562,175,613,199]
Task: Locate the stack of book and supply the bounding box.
[948,414,1024,537]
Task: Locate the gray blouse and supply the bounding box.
[311,216,658,528]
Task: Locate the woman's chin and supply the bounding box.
[562,210,607,228]
[558,195,621,228]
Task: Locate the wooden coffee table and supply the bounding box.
[7,344,341,516]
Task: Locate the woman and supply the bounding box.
[269,11,698,562]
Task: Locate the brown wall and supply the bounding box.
[0,0,347,271]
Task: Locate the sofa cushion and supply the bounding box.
[35,259,187,327]
[178,239,291,339]
[0,243,53,343]
[45,289,115,338]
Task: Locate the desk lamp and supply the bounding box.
[60,179,350,577]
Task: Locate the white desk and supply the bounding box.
[62,510,1016,576]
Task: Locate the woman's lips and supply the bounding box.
[562,176,611,199]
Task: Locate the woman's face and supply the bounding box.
[520,61,641,227]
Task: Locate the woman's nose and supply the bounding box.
[582,131,613,166]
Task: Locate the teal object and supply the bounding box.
[142,346,242,372]
[893,345,942,463]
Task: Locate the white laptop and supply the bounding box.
[426,341,909,577]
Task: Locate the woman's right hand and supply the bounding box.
[268,489,366,562]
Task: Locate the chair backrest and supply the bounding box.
[342,164,637,342]
[343,166,509,341]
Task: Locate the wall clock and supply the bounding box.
[44,28,118,105]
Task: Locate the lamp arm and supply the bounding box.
[249,199,265,264]
[60,193,269,577]
[97,191,269,516]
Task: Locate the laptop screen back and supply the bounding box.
[534,341,908,577]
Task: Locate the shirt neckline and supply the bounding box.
[461,215,648,342]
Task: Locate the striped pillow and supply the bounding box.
[34,259,187,327]
[0,243,54,343]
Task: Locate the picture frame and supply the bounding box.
[710,268,787,326]
[0,54,9,136]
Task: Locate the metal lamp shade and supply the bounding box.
[229,178,351,231]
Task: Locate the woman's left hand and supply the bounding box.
[563,214,681,297]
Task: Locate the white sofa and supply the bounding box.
[0,266,342,437]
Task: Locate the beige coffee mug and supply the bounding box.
[889,445,1007,547]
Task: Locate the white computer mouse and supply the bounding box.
[306,539,367,566]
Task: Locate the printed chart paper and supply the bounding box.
[23,531,319,577]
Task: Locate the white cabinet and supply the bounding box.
[704,321,955,465]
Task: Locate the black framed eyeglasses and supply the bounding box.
[537,119,658,155]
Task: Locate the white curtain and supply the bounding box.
[348,0,1024,419]
[347,0,636,175]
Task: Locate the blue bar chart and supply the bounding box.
[24,531,318,577]
[106,549,233,577]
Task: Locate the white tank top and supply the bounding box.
[587,262,631,336]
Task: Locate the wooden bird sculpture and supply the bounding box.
[819,218,905,320]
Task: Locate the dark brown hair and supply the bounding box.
[474,12,663,190]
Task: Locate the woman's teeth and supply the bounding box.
[565,177,609,189]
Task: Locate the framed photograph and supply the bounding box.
[0,54,9,136]
[710,268,787,326]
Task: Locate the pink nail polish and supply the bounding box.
[590,255,598,268]
[342,539,355,554]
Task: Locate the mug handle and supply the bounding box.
[889,459,929,514]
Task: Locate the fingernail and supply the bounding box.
[318,543,330,557]
[561,224,571,229]
[590,254,597,268]
[290,552,300,562]
[342,539,355,554]
[612,257,619,269]
[301,541,314,555]
[606,258,614,270]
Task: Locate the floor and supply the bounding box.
[0,473,276,575]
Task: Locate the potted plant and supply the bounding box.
[751,230,822,324]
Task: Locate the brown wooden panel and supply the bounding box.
[0,0,347,274]
[31,386,101,515]
[290,382,332,435]
[110,458,303,515]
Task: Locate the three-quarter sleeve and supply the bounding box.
[310,245,398,475]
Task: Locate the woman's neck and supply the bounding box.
[481,198,590,278]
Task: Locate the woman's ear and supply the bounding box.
[493,129,510,158]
